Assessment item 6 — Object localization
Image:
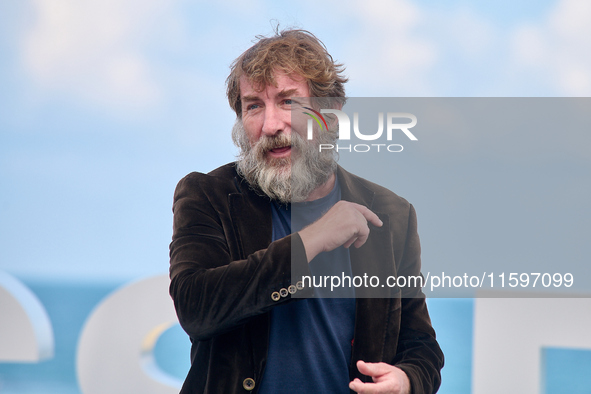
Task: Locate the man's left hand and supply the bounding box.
[349,360,411,394]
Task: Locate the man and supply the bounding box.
[169,29,443,393]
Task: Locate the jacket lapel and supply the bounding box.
[227,167,397,376]
[228,177,273,379]
[337,167,397,366]
[228,182,273,258]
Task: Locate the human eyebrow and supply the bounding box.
[277,89,300,98]
[241,94,261,102]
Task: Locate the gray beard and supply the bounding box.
[233,119,337,203]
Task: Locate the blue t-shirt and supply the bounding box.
[258,179,356,394]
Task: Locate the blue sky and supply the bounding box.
[0,0,590,281]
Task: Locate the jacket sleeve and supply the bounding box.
[392,204,444,394]
[168,174,312,341]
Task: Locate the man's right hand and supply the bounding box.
[298,201,383,263]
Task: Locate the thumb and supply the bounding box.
[357,360,390,378]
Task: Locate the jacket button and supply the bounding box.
[288,284,297,294]
[280,288,288,297]
[243,377,255,391]
[271,291,280,301]
[296,281,304,290]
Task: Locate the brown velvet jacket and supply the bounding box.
[169,163,443,393]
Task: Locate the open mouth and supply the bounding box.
[267,145,291,158]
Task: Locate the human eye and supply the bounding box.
[246,103,260,111]
[283,99,293,105]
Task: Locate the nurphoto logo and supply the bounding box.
[304,109,418,153]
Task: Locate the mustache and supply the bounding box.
[252,133,306,155]
[235,121,337,203]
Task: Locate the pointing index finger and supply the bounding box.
[352,204,383,227]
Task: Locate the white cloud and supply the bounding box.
[512,24,547,65]
[445,8,495,59]
[18,0,591,113]
[21,0,183,111]
[342,0,438,96]
[328,0,589,159]
[510,0,591,96]
[337,0,589,96]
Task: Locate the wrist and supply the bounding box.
[298,227,322,263]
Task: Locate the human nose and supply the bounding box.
[261,106,288,137]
